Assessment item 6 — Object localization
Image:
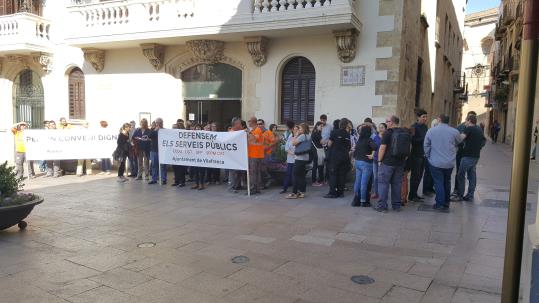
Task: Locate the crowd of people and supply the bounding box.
[12,109,489,212]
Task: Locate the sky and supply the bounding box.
[466,0,500,14]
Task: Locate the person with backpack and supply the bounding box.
[375,115,410,212]
[286,123,311,199]
[424,114,462,211]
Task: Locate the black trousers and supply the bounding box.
[207,168,220,183]
[328,158,349,196]
[193,167,205,185]
[408,156,425,199]
[173,165,186,184]
[423,162,434,194]
[453,152,462,192]
[118,159,126,177]
[293,160,308,193]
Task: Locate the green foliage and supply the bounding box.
[0,161,24,198]
[272,141,288,163]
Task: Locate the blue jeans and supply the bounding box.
[429,163,453,208]
[377,164,404,209]
[354,160,373,202]
[128,154,138,176]
[283,163,294,191]
[457,157,478,199]
[150,151,167,182]
[372,161,379,195]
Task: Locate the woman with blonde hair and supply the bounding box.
[286,123,311,199]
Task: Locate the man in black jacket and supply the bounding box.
[408,109,428,202]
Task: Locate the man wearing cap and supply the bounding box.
[11,121,35,179]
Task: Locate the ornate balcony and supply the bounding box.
[0,13,52,55]
[65,0,360,48]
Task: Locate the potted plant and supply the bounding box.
[0,161,43,230]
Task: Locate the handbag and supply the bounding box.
[313,141,325,166]
[294,135,311,155]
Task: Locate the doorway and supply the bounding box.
[185,100,241,130]
[181,63,242,130]
[13,69,44,129]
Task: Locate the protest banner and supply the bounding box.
[24,129,118,160]
[158,129,248,170]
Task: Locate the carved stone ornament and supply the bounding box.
[31,52,53,73]
[141,43,165,71]
[186,40,224,64]
[333,29,359,63]
[166,54,244,78]
[82,48,105,72]
[244,36,268,67]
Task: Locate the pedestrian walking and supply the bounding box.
[424,115,462,211]
[491,120,501,144]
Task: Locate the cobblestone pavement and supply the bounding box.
[0,143,537,303]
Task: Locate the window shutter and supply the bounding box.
[68,68,86,119]
[281,57,315,124]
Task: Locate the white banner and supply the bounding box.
[158,129,248,170]
[24,129,118,160]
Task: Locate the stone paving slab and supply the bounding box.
[0,144,535,302]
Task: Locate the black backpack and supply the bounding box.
[389,128,411,158]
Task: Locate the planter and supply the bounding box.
[0,196,43,230]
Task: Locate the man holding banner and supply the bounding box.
[11,121,35,179]
[157,120,249,190]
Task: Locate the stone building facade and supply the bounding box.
[0,0,465,164]
[490,0,524,144]
[460,8,498,129]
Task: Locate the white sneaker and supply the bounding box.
[117,177,127,183]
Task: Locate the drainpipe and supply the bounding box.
[501,0,539,302]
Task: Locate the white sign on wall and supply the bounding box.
[341,66,366,86]
[24,129,118,160]
[158,129,248,170]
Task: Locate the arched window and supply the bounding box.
[281,56,315,124]
[68,67,85,119]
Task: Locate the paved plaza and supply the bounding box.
[0,143,537,303]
